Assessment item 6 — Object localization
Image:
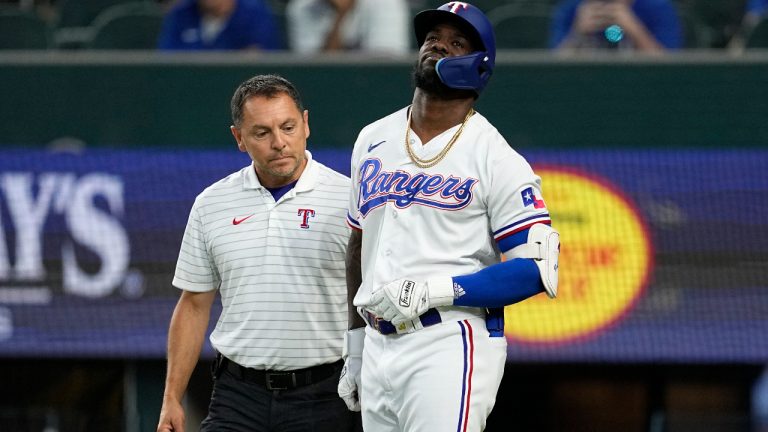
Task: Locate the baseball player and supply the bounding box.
[337,3,559,431]
[158,75,360,432]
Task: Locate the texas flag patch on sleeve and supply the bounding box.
[521,187,546,209]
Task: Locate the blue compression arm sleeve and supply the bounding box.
[452,259,545,308]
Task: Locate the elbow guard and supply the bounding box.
[506,224,560,298]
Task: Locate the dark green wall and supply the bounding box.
[2,55,767,149]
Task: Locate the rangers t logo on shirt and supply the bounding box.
[298,208,315,229]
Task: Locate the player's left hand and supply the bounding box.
[368,277,455,325]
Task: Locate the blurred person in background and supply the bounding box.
[746,0,768,20]
[157,75,359,432]
[741,0,768,28]
[285,0,410,54]
[158,0,281,50]
[729,0,768,51]
[550,0,682,53]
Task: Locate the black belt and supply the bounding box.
[362,308,442,335]
[222,356,342,391]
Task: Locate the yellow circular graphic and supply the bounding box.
[505,166,653,344]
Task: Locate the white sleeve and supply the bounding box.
[172,202,219,292]
[359,0,410,54]
[487,152,552,248]
[286,0,326,53]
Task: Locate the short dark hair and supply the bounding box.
[230,74,304,128]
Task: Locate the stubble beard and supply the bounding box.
[259,153,305,186]
[412,60,475,100]
[412,61,453,97]
[270,155,301,179]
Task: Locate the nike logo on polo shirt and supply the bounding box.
[368,140,385,152]
[232,214,254,225]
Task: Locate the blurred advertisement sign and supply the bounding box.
[0,149,765,362]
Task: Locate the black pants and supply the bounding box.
[200,360,362,432]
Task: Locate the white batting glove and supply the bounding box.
[368,277,455,325]
[338,328,364,411]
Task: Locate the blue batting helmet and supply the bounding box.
[414,2,496,94]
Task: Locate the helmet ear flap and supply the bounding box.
[435,52,493,93]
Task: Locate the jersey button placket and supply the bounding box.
[382,204,403,260]
[375,204,398,272]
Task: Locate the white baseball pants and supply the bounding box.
[361,316,507,432]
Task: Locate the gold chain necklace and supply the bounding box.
[405,106,474,169]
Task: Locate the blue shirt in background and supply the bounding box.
[158,0,281,51]
[748,0,768,15]
[550,0,683,49]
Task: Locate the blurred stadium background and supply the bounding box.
[1,0,767,431]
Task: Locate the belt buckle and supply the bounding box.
[365,311,382,333]
[265,372,295,391]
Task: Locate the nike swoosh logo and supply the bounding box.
[232,214,254,225]
[368,140,385,152]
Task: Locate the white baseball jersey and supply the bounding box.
[348,106,551,314]
[173,151,351,370]
[348,106,551,431]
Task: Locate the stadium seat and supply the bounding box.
[687,0,748,48]
[487,3,552,49]
[87,2,164,49]
[676,6,713,49]
[745,16,768,49]
[0,10,51,50]
[55,0,143,28]
[54,0,149,48]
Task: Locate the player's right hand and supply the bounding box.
[369,279,429,324]
[157,398,185,432]
[338,355,362,411]
[369,277,455,325]
[338,328,364,411]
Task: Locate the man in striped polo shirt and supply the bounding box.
[157,75,359,432]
